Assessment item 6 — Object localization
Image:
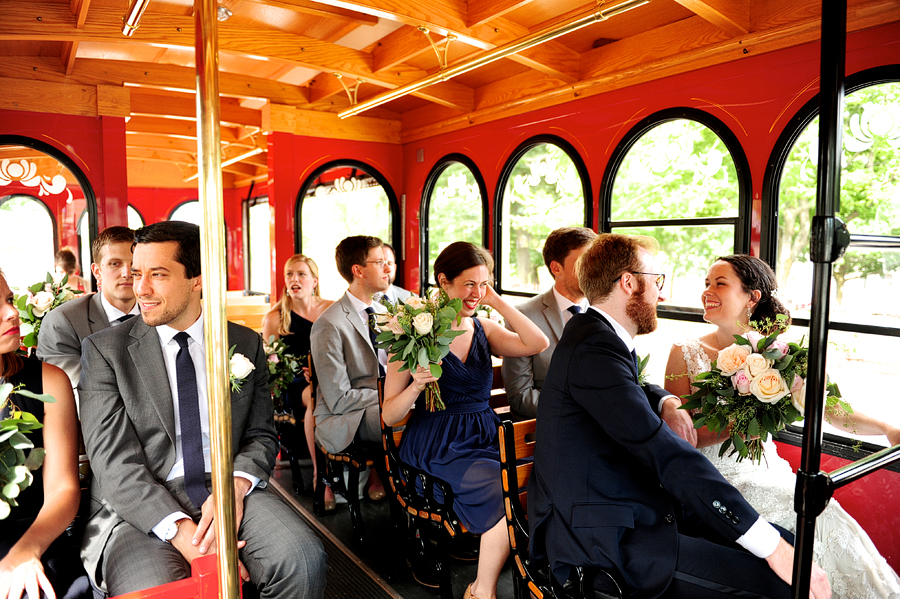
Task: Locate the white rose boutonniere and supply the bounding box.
[229,345,255,392]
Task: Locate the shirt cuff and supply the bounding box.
[735,516,781,558]
[152,511,191,541]
[657,394,679,414]
[235,472,260,494]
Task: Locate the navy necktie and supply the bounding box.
[174,332,210,509]
[631,349,640,373]
[567,305,583,316]
[114,314,135,324]
[365,307,385,378]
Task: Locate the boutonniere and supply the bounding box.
[228,345,255,392]
[637,353,650,386]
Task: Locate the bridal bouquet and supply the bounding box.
[0,382,55,519]
[14,272,83,351]
[681,315,848,463]
[374,290,465,411]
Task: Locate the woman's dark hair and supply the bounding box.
[433,242,494,285]
[0,269,24,378]
[54,248,79,274]
[717,254,791,325]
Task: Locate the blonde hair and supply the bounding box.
[276,255,320,336]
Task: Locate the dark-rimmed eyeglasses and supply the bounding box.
[617,271,666,291]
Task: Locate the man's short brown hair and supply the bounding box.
[542,227,597,279]
[91,226,135,264]
[577,234,659,304]
[335,236,384,283]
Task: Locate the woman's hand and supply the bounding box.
[410,364,439,392]
[302,365,311,384]
[887,427,900,448]
[478,284,501,310]
[0,553,55,599]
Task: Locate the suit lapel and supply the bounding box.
[88,292,111,333]
[542,291,564,342]
[341,293,374,352]
[587,310,639,379]
[128,318,177,445]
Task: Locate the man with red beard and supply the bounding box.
[528,233,831,599]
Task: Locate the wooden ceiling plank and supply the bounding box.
[294,108,402,143]
[250,0,379,26]
[373,25,433,72]
[0,76,97,116]
[673,0,750,37]
[466,0,536,28]
[308,75,350,103]
[126,116,249,145]
[97,84,130,117]
[129,89,263,129]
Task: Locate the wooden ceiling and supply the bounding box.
[1,0,898,189]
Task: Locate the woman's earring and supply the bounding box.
[747,306,753,320]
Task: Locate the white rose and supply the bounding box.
[412,312,434,336]
[749,368,790,404]
[743,353,774,378]
[405,296,425,310]
[62,289,76,302]
[29,291,54,317]
[230,353,255,380]
[716,344,751,376]
[791,380,807,413]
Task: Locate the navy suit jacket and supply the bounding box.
[528,309,762,599]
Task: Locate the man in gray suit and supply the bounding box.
[382,242,412,303]
[37,226,137,396]
[310,236,391,455]
[78,221,326,598]
[502,227,596,419]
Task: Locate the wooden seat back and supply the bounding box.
[225,303,270,332]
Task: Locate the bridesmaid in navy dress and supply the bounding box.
[383,242,548,599]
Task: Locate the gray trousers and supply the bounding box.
[100,478,327,599]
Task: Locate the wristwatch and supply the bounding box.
[163,520,183,543]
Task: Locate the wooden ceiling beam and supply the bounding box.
[125,116,253,146]
[129,89,264,129]
[71,0,91,28]
[309,0,580,81]
[0,3,475,111]
[249,0,379,26]
[673,0,751,37]
[0,57,310,106]
[372,25,433,72]
[466,0,535,28]
[61,42,79,76]
[125,134,211,154]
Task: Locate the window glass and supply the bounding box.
[425,161,483,283]
[777,82,900,326]
[128,205,145,229]
[0,195,55,291]
[170,201,202,225]
[248,199,271,294]
[499,143,586,293]
[610,118,742,309]
[300,165,392,297]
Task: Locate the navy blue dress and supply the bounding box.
[398,318,503,534]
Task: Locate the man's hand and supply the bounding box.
[194,477,252,554]
[172,518,250,582]
[765,538,830,599]
[660,396,698,447]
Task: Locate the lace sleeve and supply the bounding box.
[677,339,712,394]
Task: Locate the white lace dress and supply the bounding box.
[678,339,900,599]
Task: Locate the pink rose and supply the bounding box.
[744,331,764,351]
[790,374,804,396]
[268,354,280,363]
[387,316,404,335]
[769,339,789,359]
[731,371,752,395]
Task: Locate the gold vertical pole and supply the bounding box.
[194,0,241,597]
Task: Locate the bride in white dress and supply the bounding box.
[664,254,900,599]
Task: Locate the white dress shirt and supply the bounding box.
[100,292,139,325]
[553,287,589,324]
[345,291,388,372]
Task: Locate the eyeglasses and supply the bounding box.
[618,271,666,291]
[365,260,387,268]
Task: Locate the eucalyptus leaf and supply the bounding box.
[430,363,442,378]
[417,347,429,369]
[24,448,45,471]
[8,432,34,450]
[15,389,55,403]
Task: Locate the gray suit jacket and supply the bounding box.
[78,317,277,584]
[309,292,379,454]
[385,284,412,303]
[501,289,564,419]
[36,292,110,389]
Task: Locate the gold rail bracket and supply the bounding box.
[593,0,608,20]
[332,72,364,106]
[418,26,457,74]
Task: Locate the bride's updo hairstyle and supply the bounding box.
[717,254,791,325]
[433,241,494,288]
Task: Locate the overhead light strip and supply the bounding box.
[337,0,649,119]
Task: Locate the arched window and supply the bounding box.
[421,155,487,289]
[0,195,55,291]
[764,69,900,444]
[602,109,750,379]
[297,161,399,297]
[170,200,202,225]
[496,137,590,295]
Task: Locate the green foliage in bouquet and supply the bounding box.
[0,382,55,519]
[14,272,83,350]
[680,314,850,464]
[374,290,466,411]
[264,336,304,411]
